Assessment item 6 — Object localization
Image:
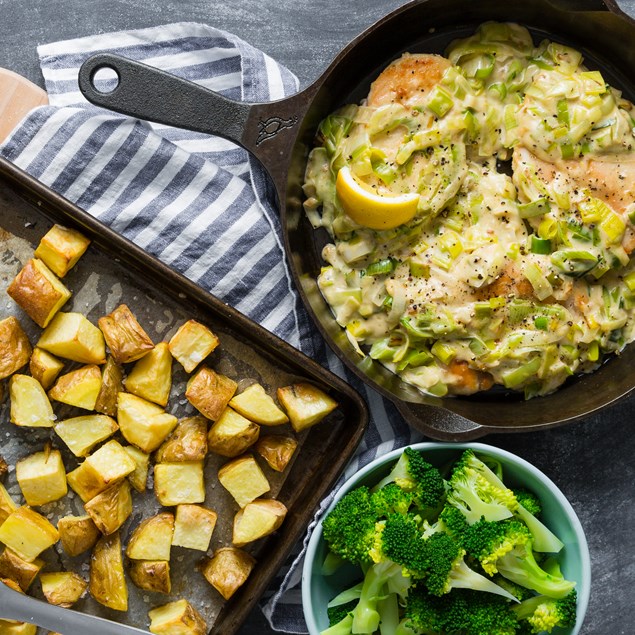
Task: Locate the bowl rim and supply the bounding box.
[301,441,591,635]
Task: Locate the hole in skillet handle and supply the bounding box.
[88,64,120,95]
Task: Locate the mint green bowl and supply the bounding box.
[302,442,591,635]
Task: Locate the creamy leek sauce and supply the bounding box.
[303,22,635,398]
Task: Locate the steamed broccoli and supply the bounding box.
[456,450,563,552]
[462,517,575,598]
[374,447,446,514]
[322,486,382,565]
[514,488,542,517]
[323,599,357,635]
[372,482,417,517]
[513,590,577,633]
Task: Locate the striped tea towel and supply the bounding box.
[0,23,423,632]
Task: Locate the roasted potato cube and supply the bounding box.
[127,512,174,561]
[168,320,219,373]
[9,374,55,428]
[255,435,298,472]
[172,505,217,552]
[29,348,63,390]
[124,342,172,407]
[217,455,270,508]
[232,498,288,547]
[66,439,136,502]
[34,224,91,278]
[84,480,132,535]
[55,414,118,457]
[16,449,67,507]
[123,445,150,492]
[98,304,154,364]
[0,548,44,590]
[7,258,71,328]
[185,366,236,421]
[57,515,100,557]
[90,532,127,611]
[0,456,7,480]
[0,317,31,381]
[94,356,123,417]
[117,392,178,453]
[0,484,18,525]
[277,383,338,432]
[37,312,106,364]
[40,571,87,607]
[155,416,208,463]
[229,383,289,426]
[148,599,207,635]
[0,619,37,635]
[154,462,205,506]
[207,407,259,458]
[129,560,171,594]
[0,507,59,562]
[200,547,256,600]
[48,364,102,410]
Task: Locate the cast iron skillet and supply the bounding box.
[78,0,635,440]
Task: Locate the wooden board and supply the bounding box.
[0,68,48,143]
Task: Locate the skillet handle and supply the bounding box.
[78,53,308,201]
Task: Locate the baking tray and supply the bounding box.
[0,156,369,634]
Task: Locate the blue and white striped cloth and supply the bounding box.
[0,23,422,632]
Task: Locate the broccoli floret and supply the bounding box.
[326,599,358,628]
[372,482,416,517]
[447,457,517,524]
[374,448,446,513]
[404,587,519,635]
[513,590,577,633]
[492,575,535,602]
[439,504,471,541]
[462,518,575,598]
[322,486,382,565]
[457,450,563,553]
[374,513,427,575]
[514,488,542,517]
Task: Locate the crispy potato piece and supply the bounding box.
[0,507,59,562]
[94,356,123,417]
[90,532,128,611]
[148,599,207,635]
[255,435,298,472]
[185,366,236,422]
[0,548,44,591]
[37,312,106,364]
[155,416,208,463]
[126,512,174,561]
[217,455,270,508]
[9,374,55,428]
[128,560,171,594]
[40,571,87,607]
[57,515,100,557]
[0,317,31,381]
[229,383,289,426]
[200,547,256,600]
[66,439,136,502]
[54,414,118,457]
[84,480,132,535]
[7,258,71,328]
[48,364,102,410]
[168,320,220,373]
[232,498,288,547]
[124,342,172,406]
[0,483,18,525]
[34,224,91,278]
[207,407,259,458]
[29,348,64,390]
[16,449,67,507]
[98,304,154,364]
[154,462,205,507]
[172,505,217,551]
[117,392,178,453]
[0,456,7,480]
[277,383,338,432]
[123,445,150,493]
[0,621,37,635]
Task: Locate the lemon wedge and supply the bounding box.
[335,166,419,230]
